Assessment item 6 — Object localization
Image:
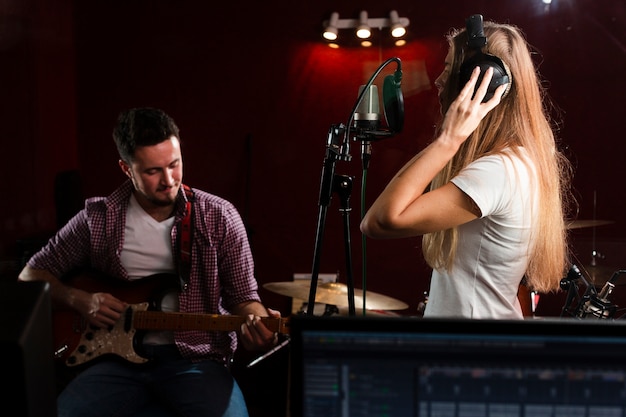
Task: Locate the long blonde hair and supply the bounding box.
[422,21,573,293]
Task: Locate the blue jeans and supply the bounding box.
[57,345,249,417]
[131,383,248,417]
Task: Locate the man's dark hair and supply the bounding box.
[113,107,180,162]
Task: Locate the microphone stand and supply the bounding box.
[336,174,356,315]
[306,57,403,317]
[306,125,355,315]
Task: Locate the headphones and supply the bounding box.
[459,14,511,102]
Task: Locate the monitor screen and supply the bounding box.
[288,315,626,417]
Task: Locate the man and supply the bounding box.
[19,107,280,417]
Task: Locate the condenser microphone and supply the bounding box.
[354,85,380,170]
[353,85,381,131]
[343,57,404,168]
[354,66,404,141]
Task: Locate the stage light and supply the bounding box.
[355,11,371,39]
[389,10,406,38]
[323,12,339,41]
[321,10,410,46]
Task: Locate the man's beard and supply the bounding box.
[139,184,178,207]
[150,195,176,207]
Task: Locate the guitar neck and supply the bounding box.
[132,310,291,335]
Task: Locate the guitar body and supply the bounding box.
[53,271,179,367]
[55,302,152,366]
[52,270,290,367]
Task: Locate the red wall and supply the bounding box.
[3,0,626,318]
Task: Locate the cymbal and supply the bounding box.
[263,281,409,311]
[580,264,625,286]
[566,219,614,230]
[336,307,402,317]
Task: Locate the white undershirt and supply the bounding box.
[121,193,176,280]
[120,194,178,345]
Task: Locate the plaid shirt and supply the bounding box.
[28,180,261,363]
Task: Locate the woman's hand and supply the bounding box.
[439,66,508,146]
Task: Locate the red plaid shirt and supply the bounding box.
[28,180,261,363]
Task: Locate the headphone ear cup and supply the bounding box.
[459,54,511,102]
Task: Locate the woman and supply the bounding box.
[360,19,573,319]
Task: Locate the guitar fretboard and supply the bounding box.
[132,310,290,335]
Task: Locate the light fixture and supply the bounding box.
[322,12,339,41]
[389,10,406,38]
[355,11,371,39]
[322,10,410,45]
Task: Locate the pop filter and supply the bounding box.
[383,69,404,134]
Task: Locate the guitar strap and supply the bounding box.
[178,184,194,291]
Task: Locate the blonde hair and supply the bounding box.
[422,21,573,293]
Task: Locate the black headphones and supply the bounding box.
[459,14,511,102]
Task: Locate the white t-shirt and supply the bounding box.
[120,194,178,344]
[423,148,537,319]
[121,194,176,280]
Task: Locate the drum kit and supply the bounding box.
[559,219,626,319]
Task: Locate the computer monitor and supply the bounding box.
[289,314,626,416]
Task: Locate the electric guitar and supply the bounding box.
[52,270,290,367]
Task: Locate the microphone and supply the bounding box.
[354,85,380,170]
[580,269,626,319]
[354,85,381,131]
[343,57,404,168]
[352,67,404,142]
[579,290,616,319]
[573,266,619,319]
